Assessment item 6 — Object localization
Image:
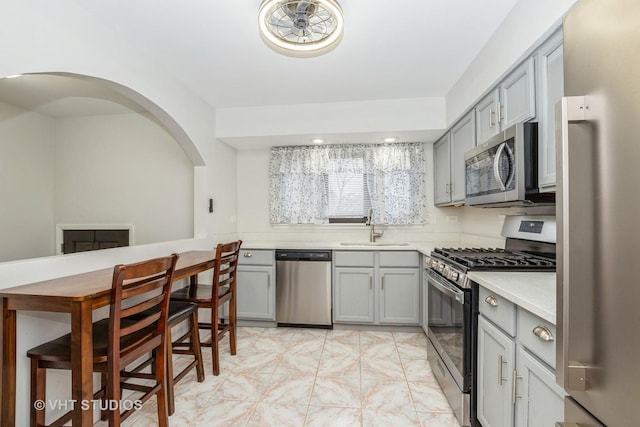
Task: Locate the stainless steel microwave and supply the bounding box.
[464,122,555,207]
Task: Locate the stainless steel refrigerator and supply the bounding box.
[556,0,640,425]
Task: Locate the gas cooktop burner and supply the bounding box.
[433,247,556,271]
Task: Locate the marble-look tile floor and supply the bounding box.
[105,327,461,427]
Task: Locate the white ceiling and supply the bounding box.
[0,0,521,147]
[74,0,519,108]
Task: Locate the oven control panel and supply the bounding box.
[424,255,468,289]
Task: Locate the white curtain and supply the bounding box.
[269,143,426,225]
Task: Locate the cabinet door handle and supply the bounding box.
[484,295,498,307]
[381,276,385,291]
[512,370,523,404]
[244,252,253,257]
[498,354,507,385]
[533,325,554,341]
[369,275,373,290]
[497,101,503,122]
[445,183,451,194]
[267,274,271,287]
[489,108,495,127]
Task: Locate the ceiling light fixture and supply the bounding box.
[258,0,344,57]
[312,138,324,144]
[383,137,398,143]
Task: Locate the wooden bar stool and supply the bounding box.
[171,240,242,375]
[164,301,205,414]
[26,254,179,427]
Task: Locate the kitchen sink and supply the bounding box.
[339,242,409,246]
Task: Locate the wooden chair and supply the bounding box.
[164,301,205,415]
[26,254,179,427]
[171,240,242,375]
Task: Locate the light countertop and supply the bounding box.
[467,271,557,324]
[241,241,458,256]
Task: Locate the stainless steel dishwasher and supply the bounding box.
[275,250,332,327]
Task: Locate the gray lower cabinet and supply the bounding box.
[236,249,275,321]
[333,267,374,323]
[477,315,516,427]
[514,347,565,427]
[379,268,420,324]
[477,285,565,427]
[333,251,420,325]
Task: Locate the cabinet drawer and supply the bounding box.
[518,308,556,369]
[379,251,420,268]
[238,249,274,266]
[479,286,516,337]
[333,251,374,267]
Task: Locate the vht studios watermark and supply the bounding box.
[33,399,142,411]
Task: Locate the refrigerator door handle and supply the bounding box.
[556,96,597,393]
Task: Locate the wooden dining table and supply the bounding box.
[0,250,216,427]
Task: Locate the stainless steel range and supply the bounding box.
[424,215,556,427]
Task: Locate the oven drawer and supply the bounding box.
[517,308,556,369]
[479,286,516,337]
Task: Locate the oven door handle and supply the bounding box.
[428,272,464,303]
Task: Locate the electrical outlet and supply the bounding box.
[446,215,458,224]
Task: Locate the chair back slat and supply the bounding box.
[120,293,165,320]
[109,254,179,358]
[121,275,167,299]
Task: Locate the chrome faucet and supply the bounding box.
[366,209,384,243]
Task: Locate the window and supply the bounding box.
[269,143,426,225]
[326,157,371,223]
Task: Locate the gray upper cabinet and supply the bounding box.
[476,58,536,145]
[476,89,501,145]
[536,29,564,191]
[434,111,476,206]
[434,132,451,205]
[501,58,536,129]
[449,112,476,203]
